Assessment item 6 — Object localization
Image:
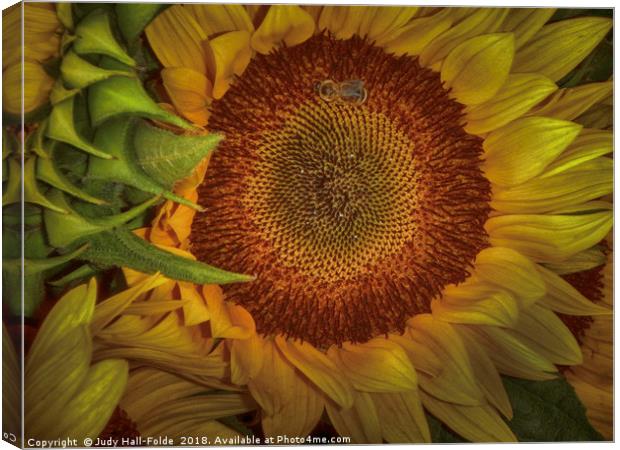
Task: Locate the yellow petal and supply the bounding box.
[465,73,557,135]
[485,212,613,263]
[500,8,556,49]
[442,33,514,105]
[509,304,582,365]
[327,337,417,392]
[371,390,431,443]
[543,129,612,177]
[420,392,516,442]
[248,340,324,437]
[575,97,613,130]
[382,12,452,57]
[366,7,419,44]
[186,4,254,37]
[179,281,210,326]
[4,61,54,115]
[491,157,613,214]
[419,8,509,68]
[325,392,382,444]
[482,116,582,187]
[251,5,315,55]
[470,246,546,308]
[527,81,613,122]
[206,285,253,339]
[229,330,264,385]
[512,17,612,81]
[54,359,128,441]
[145,5,207,72]
[469,323,559,380]
[275,336,353,408]
[406,315,484,405]
[204,30,252,99]
[91,273,167,334]
[161,67,212,127]
[536,264,610,316]
[387,333,442,378]
[543,247,606,275]
[457,329,512,419]
[318,6,364,40]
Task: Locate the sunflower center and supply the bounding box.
[191,34,491,347]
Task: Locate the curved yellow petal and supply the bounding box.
[206,284,252,340]
[527,81,613,121]
[54,359,128,441]
[186,4,253,36]
[371,390,431,443]
[459,325,557,380]
[543,129,612,177]
[470,246,546,308]
[465,73,557,134]
[431,288,519,328]
[500,8,556,49]
[251,5,315,55]
[406,315,484,405]
[565,375,613,439]
[145,5,207,72]
[318,6,364,40]
[491,157,613,214]
[161,67,212,127]
[457,329,512,419]
[229,330,264,385]
[486,212,613,263]
[325,392,382,444]
[512,17,612,81]
[536,264,610,316]
[180,281,210,326]
[441,33,514,105]
[382,12,452,57]
[510,304,582,365]
[204,30,252,100]
[248,340,324,438]
[482,116,582,187]
[543,247,606,276]
[327,338,417,392]
[419,8,509,68]
[420,392,516,442]
[365,7,419,44]
[275,336,353,408]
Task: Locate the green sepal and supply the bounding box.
[4,244,90,277]
[37,149,107,205]
[134,120,223,188]
[61,50,134,89]
[50,78,80,105]
[43,190,160,248]
[87,117,202,210]
[3,128,16,160]
[73,9,136,67]
[47,96,113,159]
[26,119,50,158]
[82,228,255,285]
[23,157,68,213]
[88,76,193,130]
[56,2,74,30]
[2,158,20,206]
[49,263,100,287]
[115,3,166,44]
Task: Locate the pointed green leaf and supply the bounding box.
[87,118,202,210]
[26,119,51,158]
[134,120,222,188]
[24,157,68,213]
[83,228,254,285]
[47,97,112,159]
[36,151,107,205]
[50,78,80,105]
[3,158,21,206]
[115,3,167,43]
[73,9,136,67]
[43,190,160,248]
[61,51,134,89]
[503,376,604,441]
[88,76,193,129]
[49,264,100,287]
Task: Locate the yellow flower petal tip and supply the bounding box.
[251,5,315,54]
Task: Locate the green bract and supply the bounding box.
[5,4,251,316]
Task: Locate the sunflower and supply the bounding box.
[131,5,614,442]
[3,278,130,445]
[2,2,63,115]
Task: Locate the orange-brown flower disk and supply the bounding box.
[192,34,492,347]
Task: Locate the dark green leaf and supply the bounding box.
[503,376,604,442]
